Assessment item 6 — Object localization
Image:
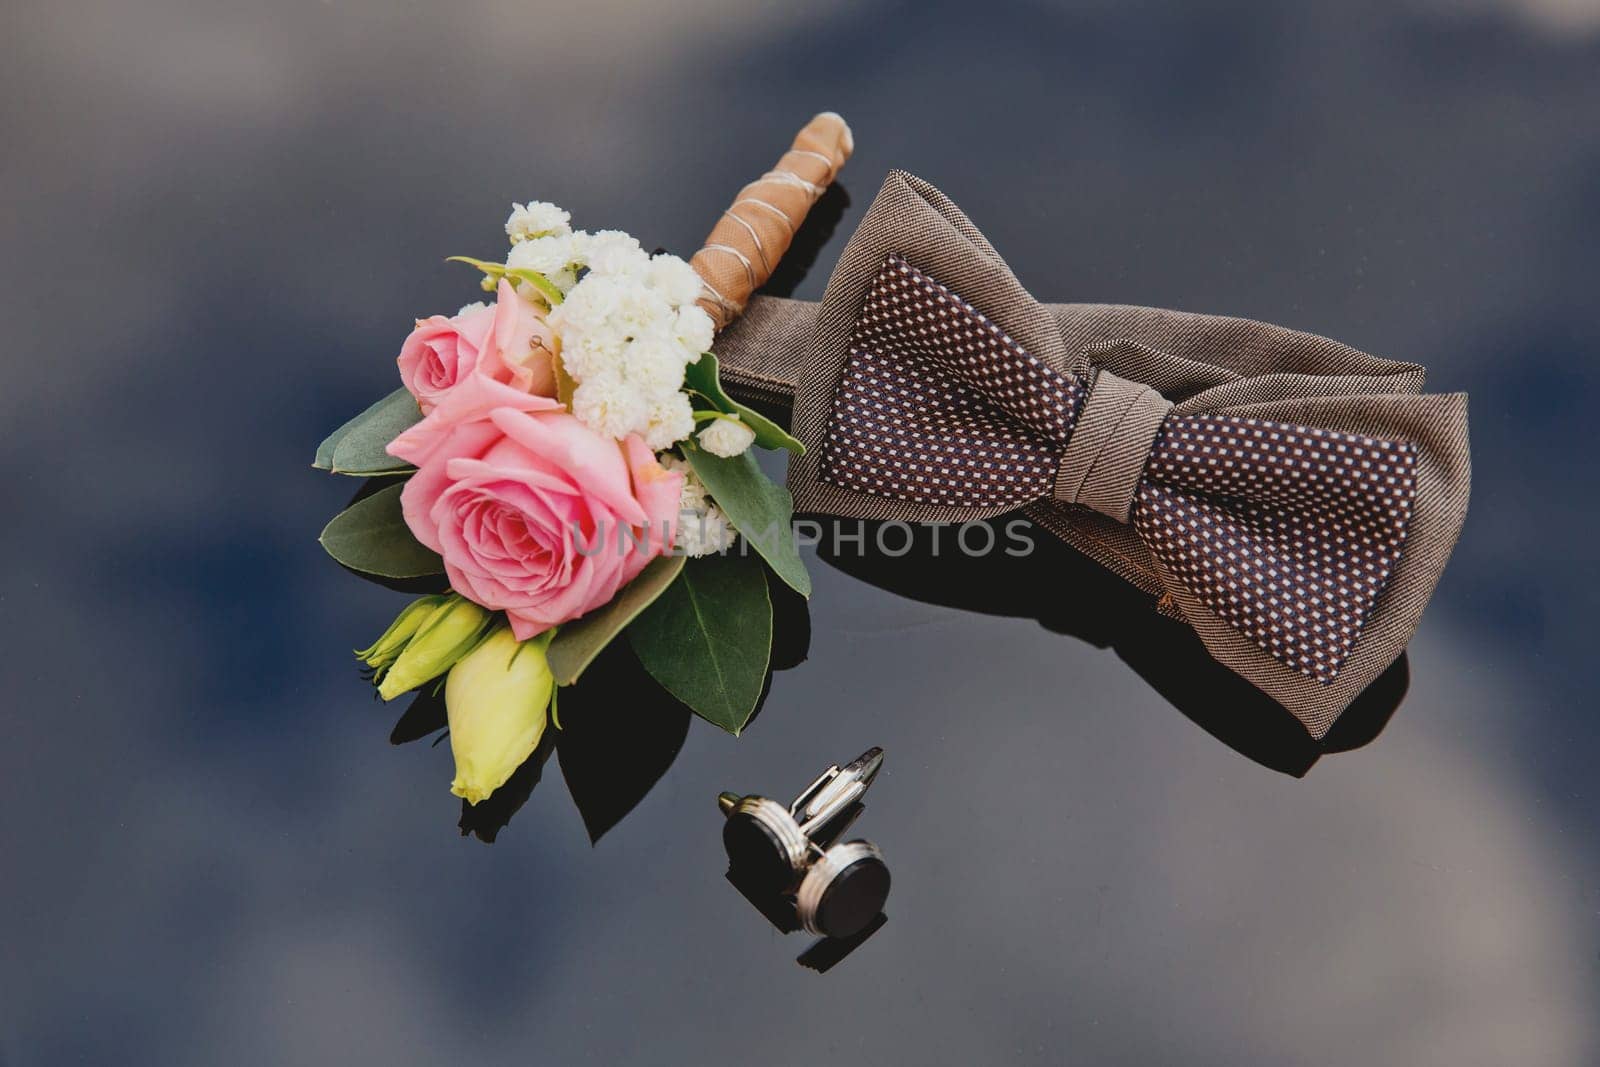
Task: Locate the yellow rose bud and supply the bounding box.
[445,626,555,805]
[355,594,447,675]
[376,594,492,701]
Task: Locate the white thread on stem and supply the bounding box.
[754,169,825,197]
[720,210,771,275]
[734,197,794,226]
[700,243,757,291]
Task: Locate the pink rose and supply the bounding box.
[397,278,558,413]
[387,375,683,639]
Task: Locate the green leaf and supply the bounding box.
[318,483,444,578]
[446,255,506,276]
[683,352,805,455]
[505,268,564,306]
[627,552,771,734]
[684,444,812,598]
[314,388,421,476]
[314,416,348,470]
[546,554,687,686]
[316,389,398,469]
[446,257,563,306]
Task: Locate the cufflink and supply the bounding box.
[717,748,891,939]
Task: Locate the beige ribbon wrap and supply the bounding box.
[691,112,853,333]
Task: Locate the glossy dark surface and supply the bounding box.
[5,2,1598,1063]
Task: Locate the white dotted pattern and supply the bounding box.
[820,254,1420,684]
[821,254,1085,508]
[1134,416,1418,683]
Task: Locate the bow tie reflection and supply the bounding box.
[814,517,1407,778]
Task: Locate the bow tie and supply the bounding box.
[713,171,1470,738]
[823,252,1419,687]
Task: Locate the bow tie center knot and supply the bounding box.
[1051,368,1173,523]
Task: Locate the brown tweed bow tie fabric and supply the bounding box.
[711,170,1471,738]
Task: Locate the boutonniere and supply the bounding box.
[315,114,851,811]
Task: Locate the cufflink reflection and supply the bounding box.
[723,814,889,974]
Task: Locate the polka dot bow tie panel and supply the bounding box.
[821,254,1422,686]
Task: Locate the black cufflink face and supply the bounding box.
[795,840,890,939]
[721,795,811,891]
[718,748,889,940]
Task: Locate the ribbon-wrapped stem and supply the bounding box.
[691,112,853,333]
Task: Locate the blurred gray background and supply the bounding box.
[2,1,1598,1064]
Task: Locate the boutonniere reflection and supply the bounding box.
[379,574,811,844]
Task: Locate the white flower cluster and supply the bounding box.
[697,415,757,458]
[506,237,582,295]
[504,201,581,289]
[664,457,738,557]
[505,201,571,243]
[499,199,723,452]
[551,262,712,449]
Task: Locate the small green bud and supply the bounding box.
[355,595,447,676]
[377,594,493,701]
